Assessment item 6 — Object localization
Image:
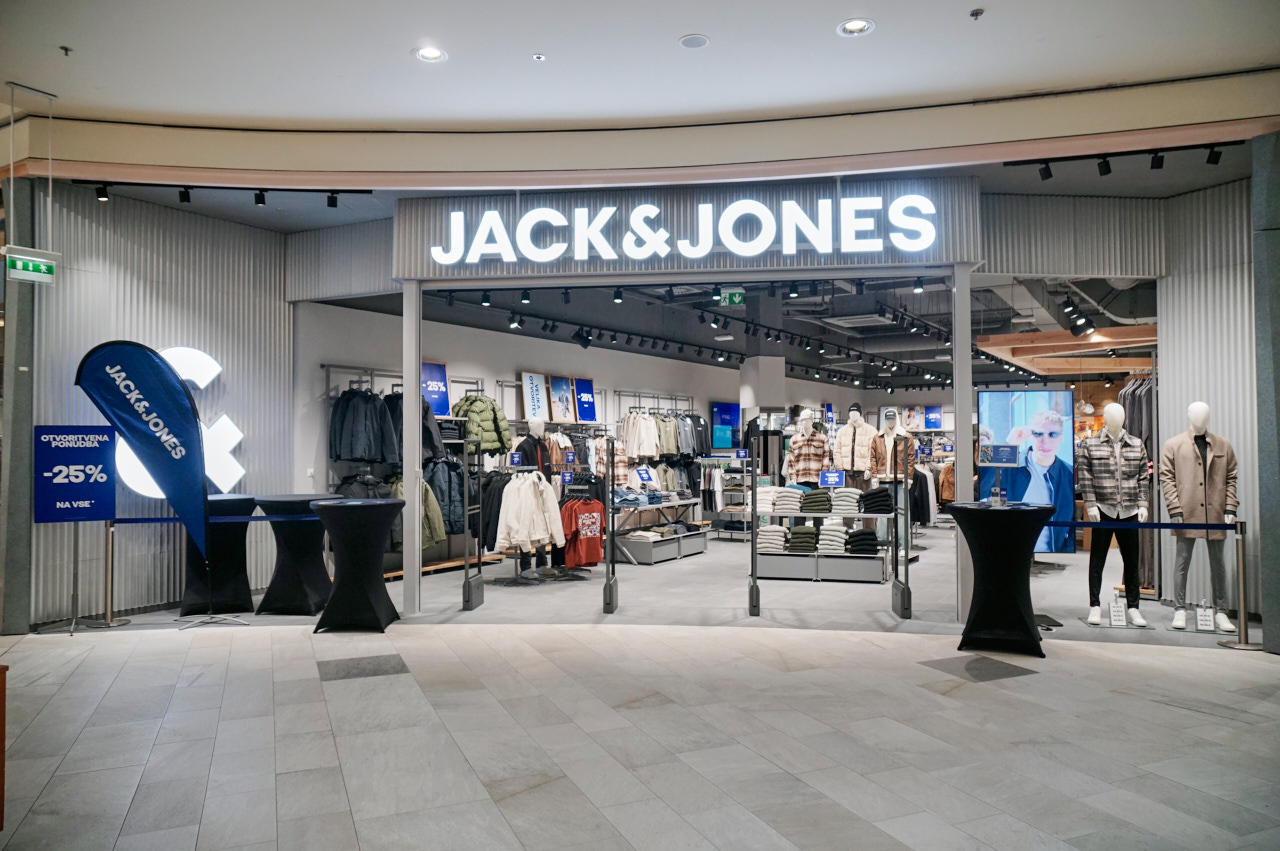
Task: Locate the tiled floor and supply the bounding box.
[3,620,1278,850]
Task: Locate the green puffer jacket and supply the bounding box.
[451,395,513,456]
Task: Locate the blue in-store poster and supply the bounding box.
[825,403,834,428]
[711,401,741,449]
[924,406,943,430]
[574,378,597,422]
[33,426,117,524]
[420,361,451,417]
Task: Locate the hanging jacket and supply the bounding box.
[390,478,447,549]
[515,434,553,479]
[495,473,566,552]
[424,454,470,535]
[451,395,512,456]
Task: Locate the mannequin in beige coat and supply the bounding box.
[1159,402,1238,632]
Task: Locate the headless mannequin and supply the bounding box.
[1164,402,1236,631]
[1085,403,1147,626]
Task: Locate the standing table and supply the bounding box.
[312,498,404,633]
[256,494,343,616]
[950,502,1054,658]
[181,493,257,616]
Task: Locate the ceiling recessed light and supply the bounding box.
[413,46,447,62]
[837,18,875,37]
[679,33,709,49]
[532,53,546,62]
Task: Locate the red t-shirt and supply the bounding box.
[563,500,605,567]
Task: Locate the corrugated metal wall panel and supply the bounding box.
[1156,179,1258,612]
[29,183,292,624]
[393,177,982,283]
[981,195,1165,278]
[285,218,394,302]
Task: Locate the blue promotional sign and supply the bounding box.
[34,426,117,523]
[565,451,576,464]
[918,445,933,457]
[574,378,597,422]
[819,470,846,488]
[560,471,574,484]
[824,404,834,428]
[942,443,954,453]
[636,468,653,483]
[924,406,943,430]
[509,452,523,466]
[420,361,451,417]
[75,341,210,555]
[711,401,741,449]
[734,449,748,459]
[979,444,1019,467]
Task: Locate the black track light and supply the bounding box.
[541,320,551,333]
[327,192,338,208]
[254,190,266,206]
[789,365,795,374]
[1206,147,1222,166]
[913,278,924,294]
[788,283,799,298]
[1151,152,1164,170]
[445,291,455,307]
[1038,163,1053,181]
[626,334,634,346]
[561,288,571,304]
[717,351,726,362]
[723,319,731,332]
[1108,348,1118,358]
[663,341,670,351]
[639,337,648,347]
[886,385,894,395]
[890,363,899,371]
[96,185,109,201]
[818,342,826,354]
[1104,378,1114,388]
[698,312,707,324]
[696,347,703,357]
[508,313,520,328]
[712,284,722,299]
[572,328,591,350]
[520,289,530,304]
[651,338,659,350]
[709,315,719,329]
[549,322,559,333]
[804,339,812,351]
[518,316,527,329]
[751,325,760,337]
[1062,299,1077,315]
[789,335,798,346]
[775,332,784,344]
[596,329,605,341]
[678,344,685,354]
[1098,158,1112,176]
[613,288,623,303]
[813,369,821,378]
[610,332,618,344]
[856,352,863,363]
[481,290,491,306]
[738,354,746,365]
[178,187,192,203]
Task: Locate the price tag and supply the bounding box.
[636,468,653,483]
[1109,597,1128,627]
[819,471,846,488]
[1196,606,1215,631]
[735,449,748,459]
[565,451,576,464]
[509,452,522,466]
[560,471,574,484]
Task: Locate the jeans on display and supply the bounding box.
[1172,537,1228,610]
[1088,510,1141,608]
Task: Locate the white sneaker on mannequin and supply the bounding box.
[1215,613,1236,633]
[1087,607,1102,625]
[1171,609,1187,630]
[1127,609,1148,628]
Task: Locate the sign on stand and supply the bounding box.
[1109,595,1128,627]
[635,468,653,483]
[565,451,576,464]
[819,471,846,488]
[509,452,523,466]
[560,471,574,484]
[1196,606,1216,632]
[735,449,748,460]
[34,426,116,523]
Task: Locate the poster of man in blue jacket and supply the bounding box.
[978,391,1076,553]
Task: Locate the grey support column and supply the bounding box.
[0,177,37,634]
[402,282,423,616]
[1253,133,1280,654]
[741,290,787,422]
[952,264,976,623]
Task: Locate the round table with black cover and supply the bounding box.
[255,494,344,616]
[181,493,257,616]
[312,498,404,633]
[950,502,1054,658]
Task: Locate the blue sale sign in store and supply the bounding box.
[819,470,846,488]
[574,377,597,422]
[420,361,451,417]
[34,426,117,523]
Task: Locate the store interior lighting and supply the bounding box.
[327,192,338,208]
[1151,152,1164,170]
[1097,158,1112,176]
[788,283,799,298]
[1038,163,1053,181]
[520,289,530,304]
[178,187,192,203]
[96,185,109,201]
[612,288,623,303]
[254,190,266,206]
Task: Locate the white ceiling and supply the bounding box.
[3,0,1279,131]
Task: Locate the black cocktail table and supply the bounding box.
[255,494,344,616]
[950,502,1054,658]
[311,498,404,633]
[181,493,257,616]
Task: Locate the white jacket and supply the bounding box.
[833,421,879,473]
[495,473,566,552]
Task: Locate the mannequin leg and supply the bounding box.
[1206,538,1229,610]
[1114,519,1141,609]
[1172,537,1196,609]
[1088,522,1116,607]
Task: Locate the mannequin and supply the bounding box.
[1159,402,1238,632]
[798,413,814,437]
[834,403,881,491]
[528,418,546,439]
[1077,403,1150,627]
[872,410,915,481]
[785,411,830,489]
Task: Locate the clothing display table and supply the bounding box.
[255,494,343,616]
[312,498,404,633]
[950,502,1054,658]
[181,493,257,616]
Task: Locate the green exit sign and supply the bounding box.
[719,288,745,306]
[4,246,60,284]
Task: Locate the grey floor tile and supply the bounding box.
[272,702,329,736]
[632,760,736,816]
[277,811,358,851]
[737,730,838,775]
[155,708,221,745]
[195,790,276,851]
[112,824,200,851]
[755,798,912,851]
[919,656,1037,684]
[1079,788,1248,851]
[322,674,437,736]
[526,723,611,764]
[207,748,275,799]
[316,654,408,682]
[957,813,1075,851]
[489,774,624,850]
[214,716,274,756]
[874,811,992,851]
[335,725,488,821]
[141,738,215,785]
[272,679,324,707]
[353,800,520,851]
[58,719,162,776]
[798,766,922,823]
[275,766,349,820]
[1117,773,1279,836]
[559,755,655,808]
[274,731,339,774]
[501,695,572,729]
[5,756,62,801]
[591,726,678,770]
[86,685,174,729]
[1066,826,1194,851]
[680,745,824,811]
[120,777,206,837]
[601,798,716,850]
[168,686,224,714]
[868,767,999,824]
[683,803,800,850]
[452,725,561,782]
[8,764,143,851]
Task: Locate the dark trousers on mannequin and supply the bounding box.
[1088,510,1141,609]
[843,471,875,530]
[518,548,549,573]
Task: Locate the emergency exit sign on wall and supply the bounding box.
[4,246,60,284]
[719,288,745,306]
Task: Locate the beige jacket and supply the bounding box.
[871,429,915,480]
[833,421,880,473]
[1158,429,1237,540]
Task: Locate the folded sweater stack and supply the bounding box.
[800,490,832,514]
[846,528,880,555]
[859,486,894,515]
[830,488,862,514]
[756,486,786,513]
[788,526,818,553]
[818,526,849,554]
[757,524,788,553]
[772,489,802,514]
